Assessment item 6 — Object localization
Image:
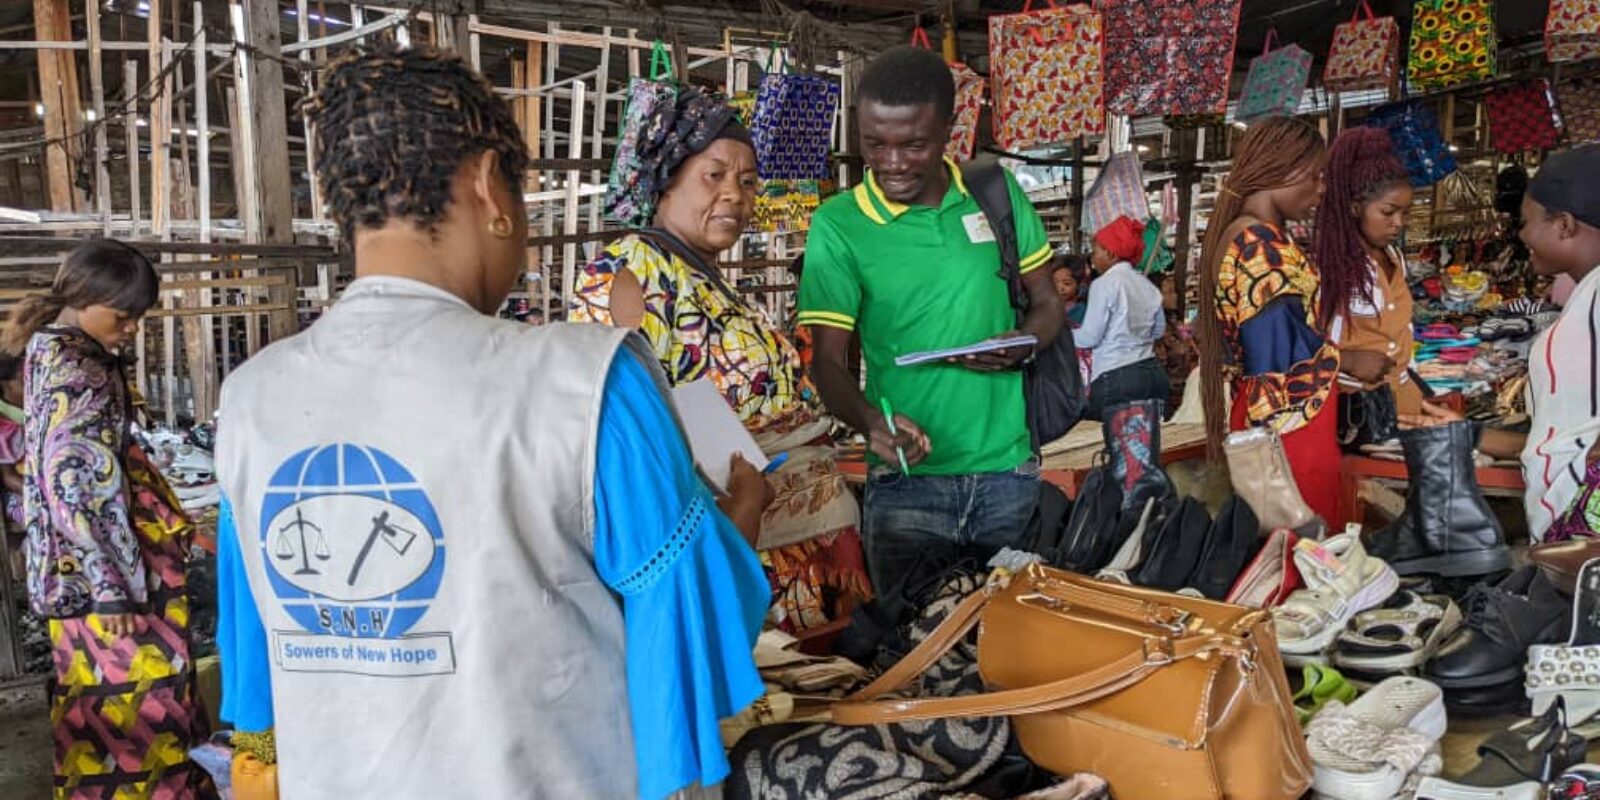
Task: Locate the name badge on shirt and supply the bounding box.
[963,213,996,244]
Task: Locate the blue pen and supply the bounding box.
[879,397,912,475]
[763,452,789,474]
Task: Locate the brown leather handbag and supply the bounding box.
[832,563,1312,800]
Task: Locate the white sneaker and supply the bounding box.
[1274,531,1400,659]
[1306,676,1447,800]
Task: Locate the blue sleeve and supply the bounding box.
[1238,296,1326,377]
[216,496,274,731]
[591,346,768,800]
[1074,278,1115,349]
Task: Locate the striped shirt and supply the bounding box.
[1524,265,1600,541]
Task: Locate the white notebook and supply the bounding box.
[670,379,770,491]
[893,335,1038,367]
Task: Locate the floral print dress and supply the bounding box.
[572,234,871,633]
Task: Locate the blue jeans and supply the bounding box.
[862,459,1040,620]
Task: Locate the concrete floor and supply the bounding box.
[0,680,51,800]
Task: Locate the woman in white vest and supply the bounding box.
[214,45,771,800]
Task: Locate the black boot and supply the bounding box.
[1102,399,1174,514]
[1186,495,1267,600]
[1368,421,1513,577]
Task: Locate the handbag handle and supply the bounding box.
[1018,0,1075,48]
[1352,0,1376,21]
[910,25,933,50]
[648,40,673,82]
[1262,27,1279,54]
[832,580,1251,725]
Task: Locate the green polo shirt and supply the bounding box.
[798,159,1052,476]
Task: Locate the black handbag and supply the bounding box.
[1337,384,1400,450]
[963,159,1086,446]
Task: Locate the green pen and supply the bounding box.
[879,397,912,475]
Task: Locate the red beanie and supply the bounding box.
[1094,215,1146,263]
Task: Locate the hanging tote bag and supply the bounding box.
[1100,0,1241,117]
[832,563,1314,800]
[603,42,680,228]
[1080,151,1150,235]
[989,1,1105,151]
[1366,100,1458,187]
[748,53,840,234]
[1559,80,1600,146]
[1235,29,1313,123]
[1323,1,1401,94]
[1547,0,1600,63]
[911,26,986,162]
[1485,80,1564,156]
[1407,0,1496,92]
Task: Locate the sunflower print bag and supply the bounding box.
[1407,0,1496,92]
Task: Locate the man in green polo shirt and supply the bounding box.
[798,46,1064,621]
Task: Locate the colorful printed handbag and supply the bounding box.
[1558,79,1600,145]
[1366,100,1458,187]
[1547,0,1600,63]
[1100,0,1241,117]
[989,1,1105,151]
[750,70,840,181]
[1323,1,1401,94]
[1485,80,1563,156]
[604,42,679,228]
[1235,29,1312,123]
[911,26,985,162]
[1407,0,1496,92]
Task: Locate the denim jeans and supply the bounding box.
[1087,357,1170,422]
[862,459,1040,621]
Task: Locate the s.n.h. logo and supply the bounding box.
[260,444,455,677]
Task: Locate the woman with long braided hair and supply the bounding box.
[1198,116,1343,527]
[1313,128,1420,422]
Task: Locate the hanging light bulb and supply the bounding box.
[34,103,44,118]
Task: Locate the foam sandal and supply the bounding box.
[1306,676,1447,800]
[1335,591,1463,674]
[1274,533,1400,663]
[1414,697,1587,800]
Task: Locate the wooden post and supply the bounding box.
[124,60,142,240]
[587,28,610,261]
[86,0,111,234]
[562,80,584,309]
[1173,163,1196,320]
[1069,136,1085,254]
[189,0,216,421]
[242,0,298,340]
[296,0,324,221]
[149,0,168,237]
[157,40,178,425]
[33,0,85,212]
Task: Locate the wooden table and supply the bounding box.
[836,421,1210,499]
[1341,454,1526,523]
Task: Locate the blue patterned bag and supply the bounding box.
[1365,101,1457,187]
[750,72,840,181]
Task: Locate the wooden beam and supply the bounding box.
[150,0,169,238]
[296,0,324,222]
[189,0,217,422]
[86,0,111,234]
[241,0,298,340]
[124,60,142,238]
[32,0,84,213]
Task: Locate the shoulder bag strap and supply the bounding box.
[832,580,1251,725]
[635,228,746,303]
[961,159,1026,317]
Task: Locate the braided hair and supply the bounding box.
[1196,117,1326,459]
[1312,128,1409,331]
[303,45,530,245]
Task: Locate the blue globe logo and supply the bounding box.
[260,444,445,639]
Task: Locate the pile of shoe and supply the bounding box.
[134,423,220,515]
[1413,697,1587,799]
[1305,676,1448,799]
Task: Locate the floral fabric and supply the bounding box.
[1100,0,1240,117]
[1546,460,1600,542]
[1323,4,1400,93]
[1236,41,1313,123]
[1559,79,1600,146]
[1547,0,1600,63]
[1407,0,1496,92]
[604,79,679,228]
[1485,80,1563,156]
[989,4,1105,150]
[22,326,192,619]
[947,62,985,162]
[1215,224,1340,435]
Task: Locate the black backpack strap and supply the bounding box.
[960,159,1028,317]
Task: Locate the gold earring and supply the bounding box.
[488,215,514,239]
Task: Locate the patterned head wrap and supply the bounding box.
[605,86,753,228]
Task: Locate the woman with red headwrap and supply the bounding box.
[1077,215,1170,420]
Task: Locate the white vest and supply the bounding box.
[217,277,638,799]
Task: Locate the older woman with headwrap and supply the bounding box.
[571,87,871,636]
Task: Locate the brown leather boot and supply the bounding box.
[1531,537,1600,596]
